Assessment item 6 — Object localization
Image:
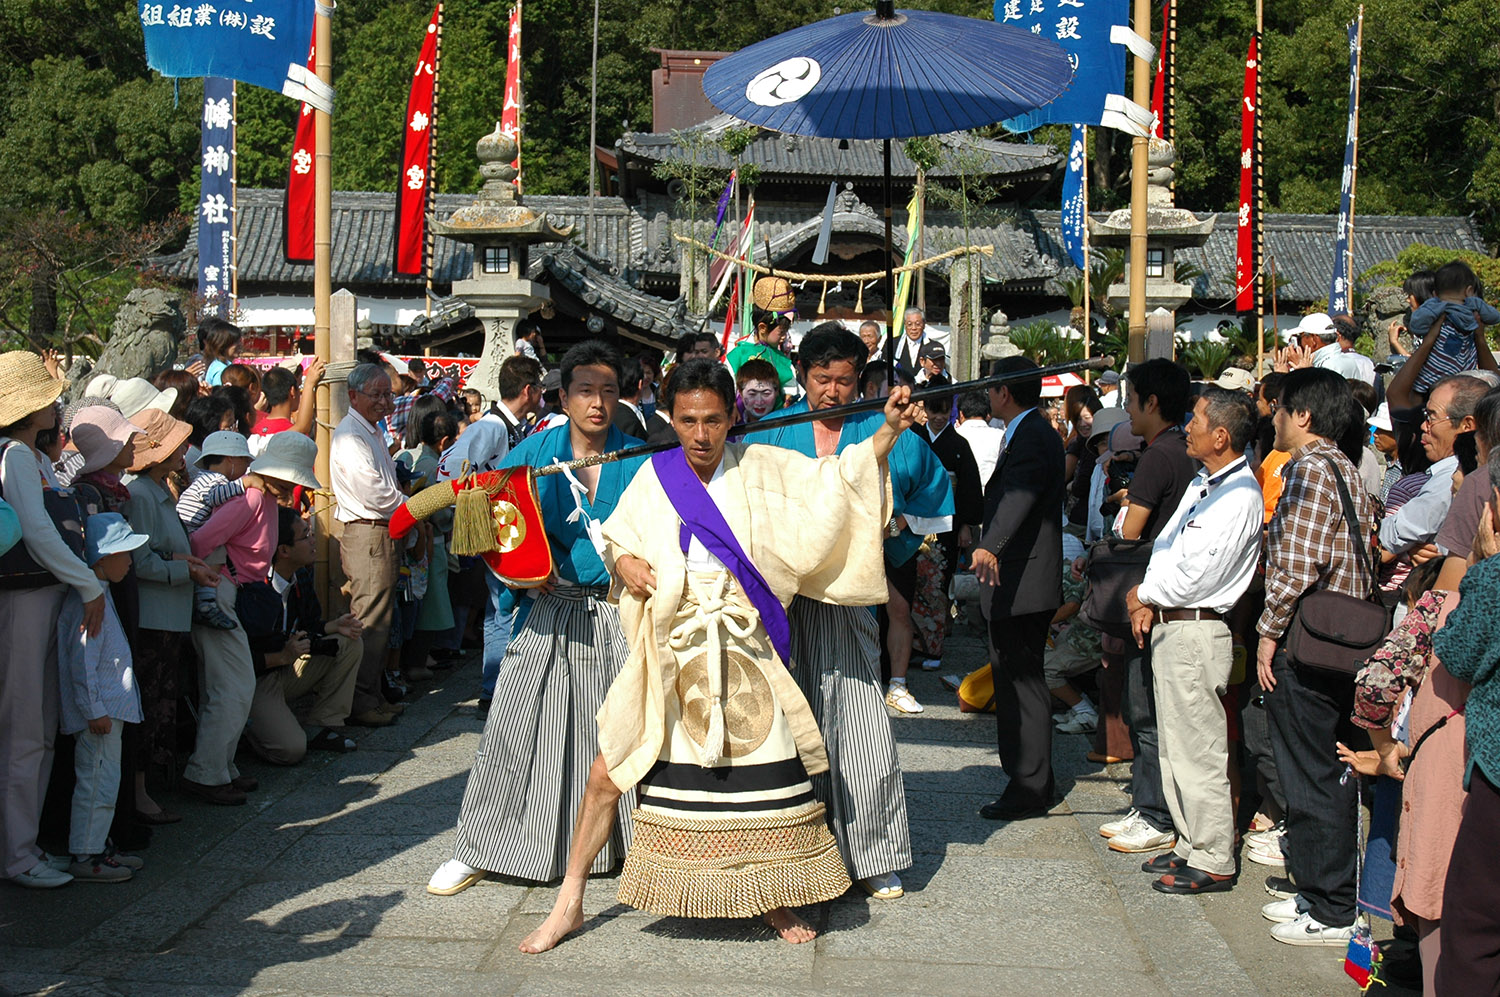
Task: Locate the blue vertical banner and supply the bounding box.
[1328,14,1361,316]
[139,0,330,111]
[997,0,1148,135]
[199,77,235,318]
[1060,124,1087,268]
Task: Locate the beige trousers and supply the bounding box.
[1152,618,1236,877]
[338,522,398,715]
[246,634,362,765]
[186,576,255,786]
[0,584,64,878]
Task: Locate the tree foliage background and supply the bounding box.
[0,0,1496,349]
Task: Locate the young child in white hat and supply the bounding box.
[57,512,150,883]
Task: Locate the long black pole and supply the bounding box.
[883,136,895,384]
[535,355,1114,475]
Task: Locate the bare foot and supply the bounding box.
[763,907,817,944]
[518,893,584,954]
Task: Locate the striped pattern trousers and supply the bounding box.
[449,583,635,882]
[788,597,912,880]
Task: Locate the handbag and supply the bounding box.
[1079,532,1155,639]
[1284,456,1391,677]
[0,441,88,590]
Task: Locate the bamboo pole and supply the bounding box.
[1127,0,1151,363]
[313,0,333,605]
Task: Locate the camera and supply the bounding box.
[1106,449,1139,496]
[311,637,340,658]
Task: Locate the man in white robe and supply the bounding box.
[518,360,916,952]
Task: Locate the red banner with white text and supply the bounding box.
[1234,34,1258,314]
[395,4,440,277]
[283,42,317,264]
[501,3,522,190]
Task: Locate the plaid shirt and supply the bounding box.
[388,377,457,437]
[1258,437,1378,640]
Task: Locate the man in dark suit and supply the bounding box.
[610,357,649,440]
[971,357,1065,820]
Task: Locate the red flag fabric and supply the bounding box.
[500,3,522,191]
[1149,14,1168,139]
[1234,35,1258,313]
[395,5,440,277]
[721,274,739,352]
[283,42,317,264]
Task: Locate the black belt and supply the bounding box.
[344,518,389,527]
[1160,607,1222,623]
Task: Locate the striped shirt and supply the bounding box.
[1259,437,1378,640]
[177,470,246,532]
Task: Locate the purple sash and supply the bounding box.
[651,449,791,667]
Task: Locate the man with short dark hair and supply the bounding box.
[955,390,1005,489]
[756,322,953,899]
[1126,387,1263,894]
[249,358,326,456]
[1256,368,1376,945]
[427,341,651,897]
[610,357,649,440]
[971,357,1065,821]
[675,331,721,365]
[1100,358,1197,853]
[441,355,543,480]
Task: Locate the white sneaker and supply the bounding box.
[1244,838,1286,869]
[1244,820,1284,850]
[860,871,904,899]
[1270,911,1357,946]
[1051,709,1072,723]
[1055,708,1098,734]
[1099,809,1141,839]
[1261,895,1304,923]
[885,683,925,714]
[917,657,942,671]
[11,861,73,889]
[427,859,486,896]
[40,852,71,872]
[1107,816,1177,854]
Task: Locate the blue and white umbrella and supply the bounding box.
[702,4,1074,140]
[700,3,1073,367]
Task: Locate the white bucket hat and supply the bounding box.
[248,432,320,490]
[105,377,178,420]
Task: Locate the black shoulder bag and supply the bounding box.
[1079,533,1155,639]
[0,440,88,590]
[1284,457,1392,677]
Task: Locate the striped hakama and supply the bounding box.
[787,596,912,880]
[614,573,850,917]
[449,581,635,882]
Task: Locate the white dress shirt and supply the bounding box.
[955,418,1005,490]
[1136,455,1264,614]
[1311,341,1376,385]
[438,410,514,480]
[331,409,403,522]
[1379,453,1459,554]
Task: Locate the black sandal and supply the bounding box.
[1142,853,1187,875]
[1151,867,1234,894]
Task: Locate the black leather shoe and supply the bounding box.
[979,798,1051,821]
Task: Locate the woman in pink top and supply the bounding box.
[189,471,283,584]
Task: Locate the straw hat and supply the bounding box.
[0,352,65,428]
[71,407,145,474]
[248,431,320,490]
[752,275,796,312]
[127,409,192,473]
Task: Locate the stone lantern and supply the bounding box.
[432,123,574,400]
[1089,138,1214,358]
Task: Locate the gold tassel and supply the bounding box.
[855,280,864,313]
[451,480,499,555]
[818,281,828,315]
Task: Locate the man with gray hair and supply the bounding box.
[894,307,928,378]
[331,362,406,726]
[1125,386,1263,894]
[1379,374,1487,558]
[858,320,883,364]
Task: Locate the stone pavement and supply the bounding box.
[2,622,1399,997]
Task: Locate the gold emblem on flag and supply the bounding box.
[492,498,527,552]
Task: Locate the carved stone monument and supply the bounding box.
[432,123,574,400]
[66,287,187,396]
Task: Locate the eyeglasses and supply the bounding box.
[361,389,394,401]
[1421,408,1458,425]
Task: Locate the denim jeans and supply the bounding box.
[480,574,535,700]
[1122,638,1173,833]
[1266,651,1359,928]
[70,723,122,859]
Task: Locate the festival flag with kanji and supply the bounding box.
[395,4,440,277]
[199,77,235,317]
[283,41,316,264]
[1060,124,1088,269]
[1328,13,1361,317]
[1149,7,1169,139]
[1234,34,1258,313]
[500,2,522,190]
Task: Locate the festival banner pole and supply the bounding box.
[1254,0,1265,369]
[1126,0,1151,363]
[1082,125,1091,381]
[1347,7,1362,312]
[313,0,334,605]
[426,1,443,316]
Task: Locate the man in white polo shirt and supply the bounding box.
[1125,386,1265,895]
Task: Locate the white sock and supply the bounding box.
[1074,695,1097,715]
[889,677,907,689]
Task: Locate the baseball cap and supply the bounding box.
[84,512,149,566]
[1213,367,1255,393]
[917,340,947,362]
